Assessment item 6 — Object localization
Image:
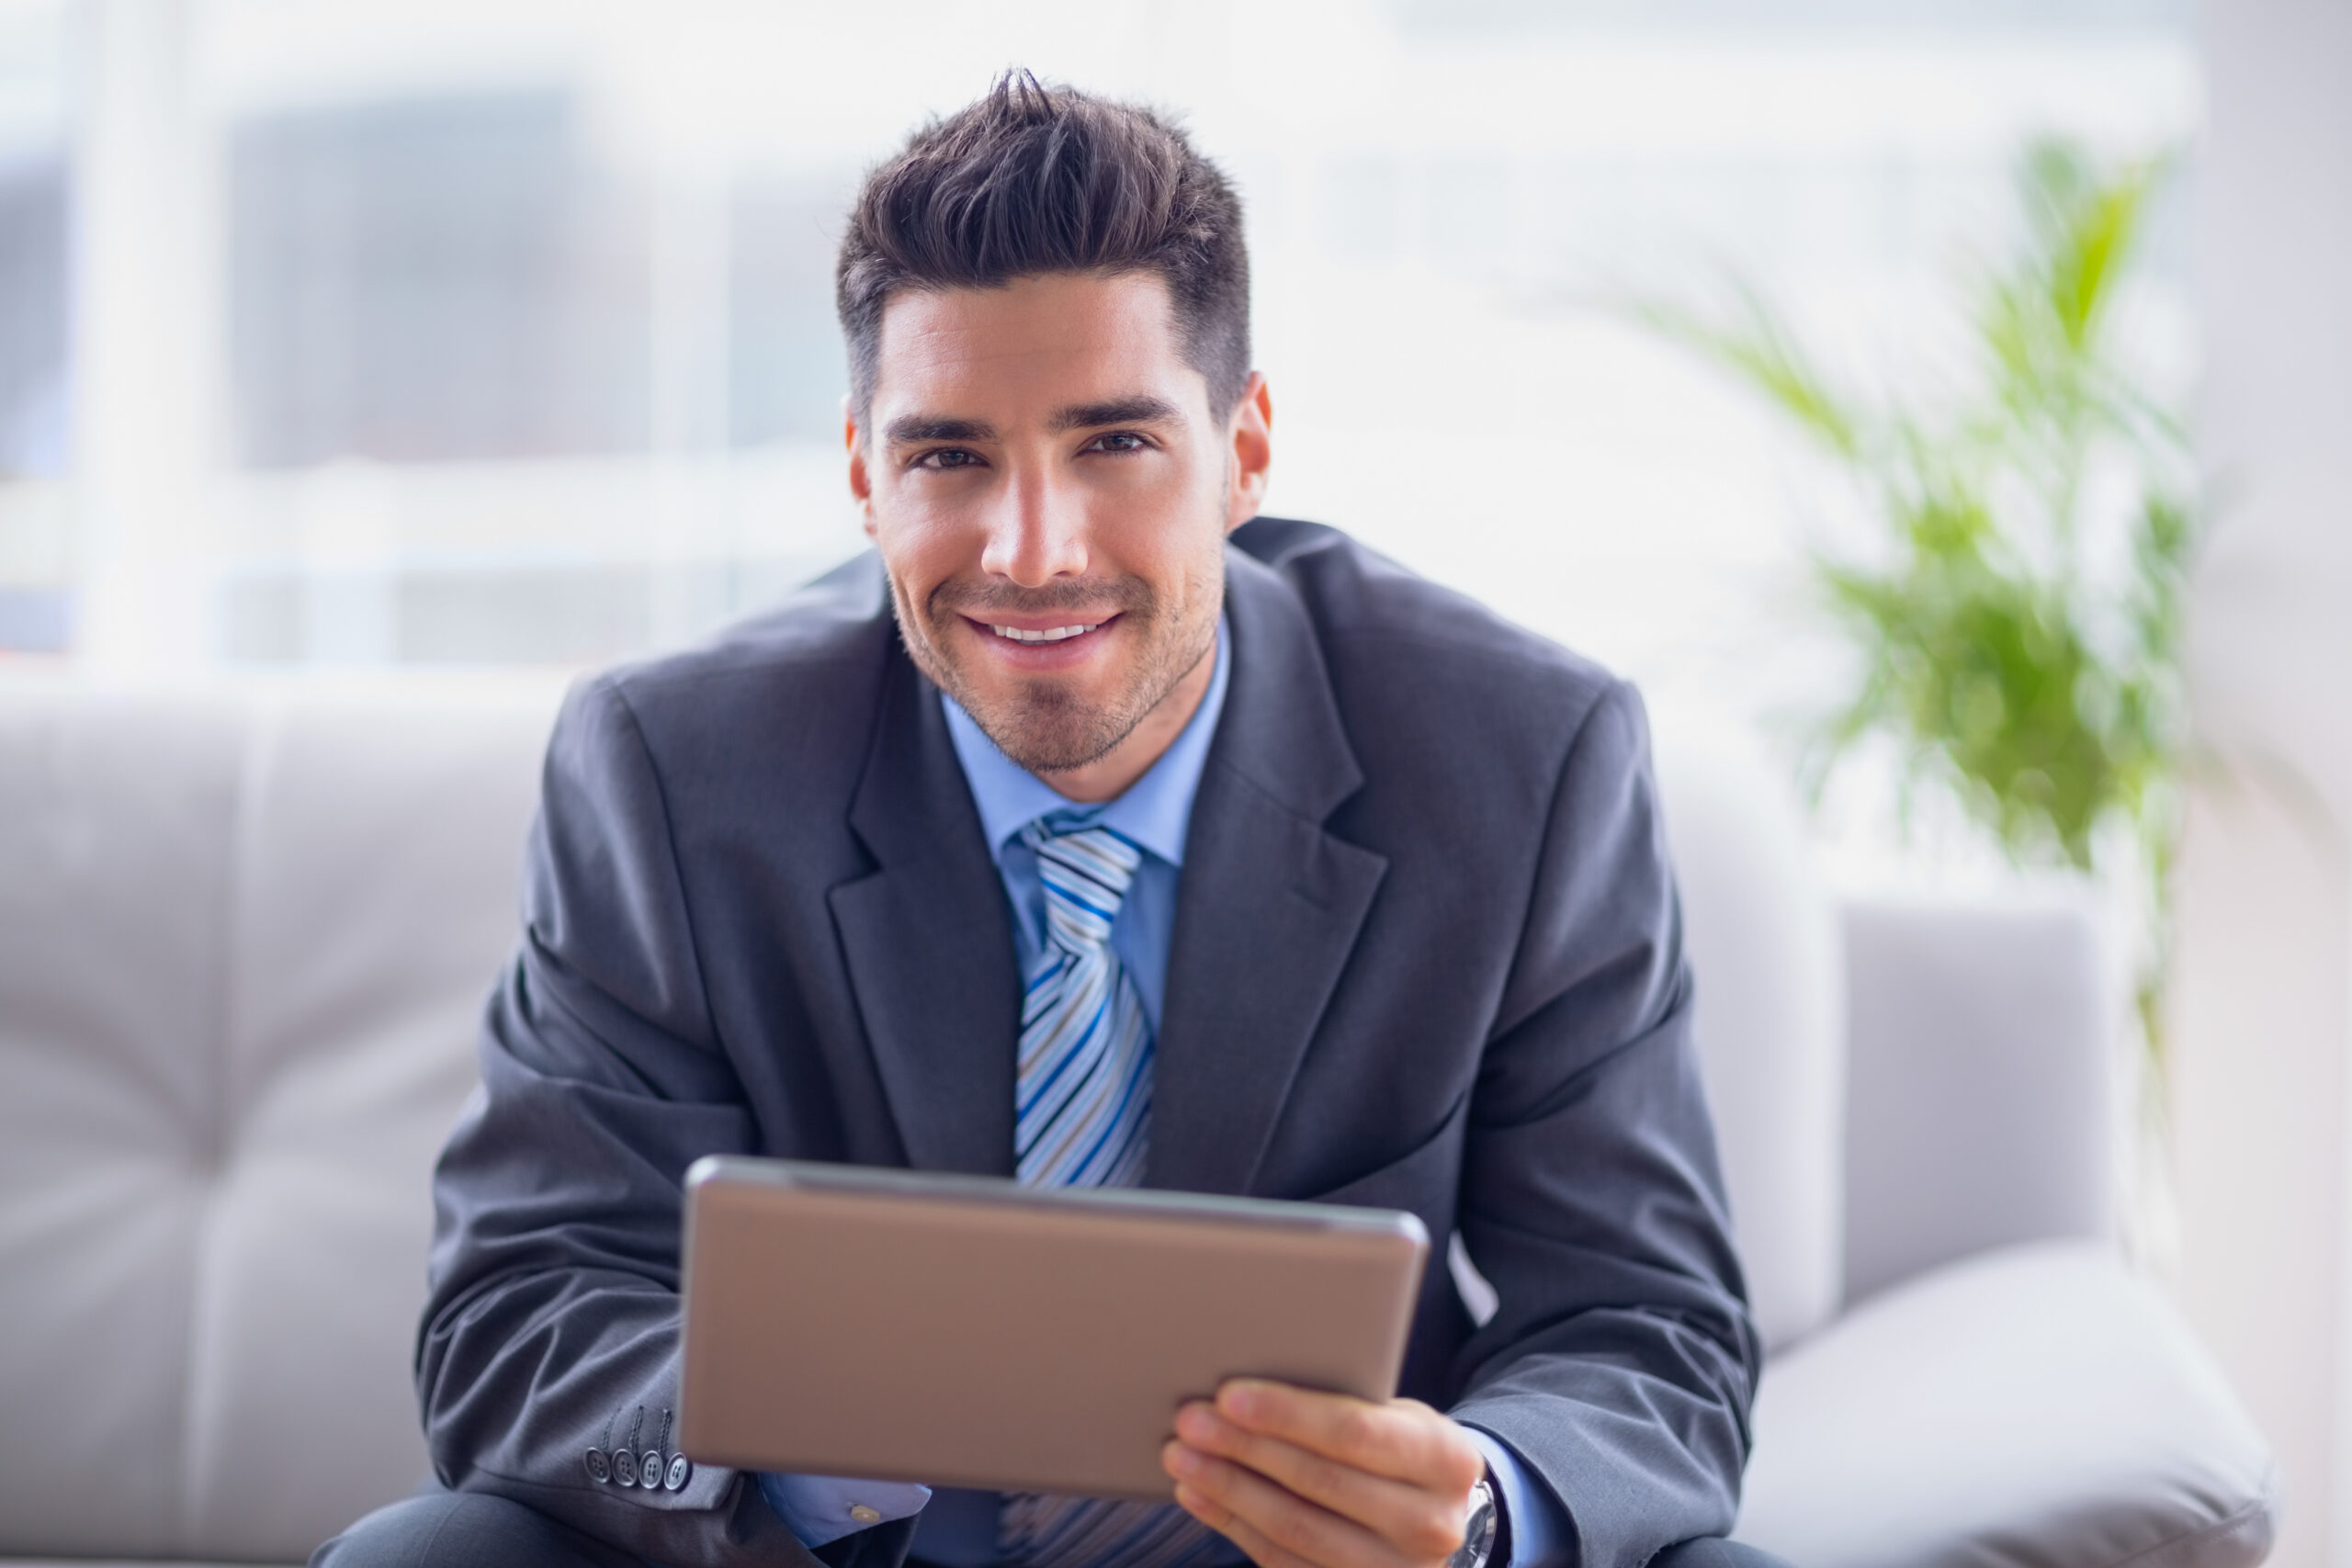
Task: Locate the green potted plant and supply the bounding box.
[1643,140,2199,1075]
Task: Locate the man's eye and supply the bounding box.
[1087,432,1148,454]
[915,447,982,470]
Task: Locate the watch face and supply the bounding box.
[1450,1481,1498,1568]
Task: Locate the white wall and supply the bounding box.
[2177,2,2352,1563]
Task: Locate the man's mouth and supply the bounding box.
[985,621,1107,644]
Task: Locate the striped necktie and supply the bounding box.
[999,821,1227,1568]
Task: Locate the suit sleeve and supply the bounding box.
[1447,680,1761,1568]
[414,675,914,1568]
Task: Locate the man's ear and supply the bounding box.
[1224,371,1272,535]
[844,393,876,538]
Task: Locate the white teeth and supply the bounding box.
[989,623,1100,644]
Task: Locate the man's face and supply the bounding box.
[849,272,1270,783]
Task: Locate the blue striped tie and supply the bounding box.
[1000,821,1227,1568]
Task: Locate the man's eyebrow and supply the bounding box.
[1050,395,1183,433]
[885,414,996,445]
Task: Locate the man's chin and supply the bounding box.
[962,692,1133,777]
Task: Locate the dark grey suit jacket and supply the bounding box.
[417,518,1759,1568]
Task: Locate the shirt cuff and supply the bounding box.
[1464,1427,1575,1568]
[755,1470,933,1549]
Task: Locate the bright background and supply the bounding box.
[0,0,2199,726]
[16,4,2352,1566]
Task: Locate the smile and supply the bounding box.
[989,623,1102,644]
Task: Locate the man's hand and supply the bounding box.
[1161,1379,1487,1568]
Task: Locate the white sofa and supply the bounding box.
[0,676,2276,1568]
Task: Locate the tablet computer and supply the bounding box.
[676,1156,1430,1499]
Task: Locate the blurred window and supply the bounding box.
[728,177,851,449]
[0,0,66,656]
[30,0,2198,678]
[229,90,649,466]
[0,155,65,479]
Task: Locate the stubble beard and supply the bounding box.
[892,565,1221,778]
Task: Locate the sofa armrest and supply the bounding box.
[1735,1242,2276,1568]
[1841,892,2114,1303]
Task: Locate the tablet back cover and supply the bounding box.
[676,1159,1428,1499]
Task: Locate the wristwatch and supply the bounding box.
[1450,1474,1499,1568]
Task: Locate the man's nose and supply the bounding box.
[978,466,1089,588]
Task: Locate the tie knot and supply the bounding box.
[1024,821,1142,953]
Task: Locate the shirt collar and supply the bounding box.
[942,614,1230,869]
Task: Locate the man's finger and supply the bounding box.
[1172,1404,1466,1560]
[1164,1440,1405,1568]
[1213,1382,1485,1493]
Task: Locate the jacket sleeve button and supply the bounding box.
[613,1450,639,1487]
[584,1449,611,1484]
[665,1454,692,1491]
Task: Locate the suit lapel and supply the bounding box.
[828,653,1020,1177]
[1150,550,1388,1196]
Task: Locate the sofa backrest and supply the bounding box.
[1839,891,2115,1304]
[1650,712,1848,1353]
[0,678,1854,1560]
[0,676,560,1562]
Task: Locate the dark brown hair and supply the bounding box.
[837,71,1250,422]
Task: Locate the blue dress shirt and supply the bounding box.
[760,616,1571,1566]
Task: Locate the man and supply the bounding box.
[317,74,1777,1568]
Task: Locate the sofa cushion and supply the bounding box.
[1651,712,1846,1351]
[0,677,560,1562]
[1734,1240,2277,1568]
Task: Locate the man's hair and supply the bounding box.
[837,71,1250,423]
